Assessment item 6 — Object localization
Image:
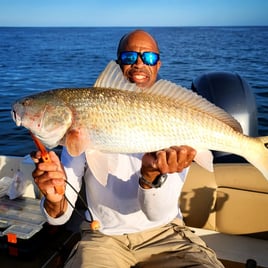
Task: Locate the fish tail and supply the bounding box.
[246,136,268,181]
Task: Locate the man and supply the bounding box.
[32,30,224,267]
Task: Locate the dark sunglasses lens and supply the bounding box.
[119,51,159,66]
[120,52,138,65]
[142,52,159,66]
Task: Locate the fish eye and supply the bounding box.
[21,98,31,106]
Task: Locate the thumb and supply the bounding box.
[48,151,60,163]
[48,151,64,171]
[142,152,158,170]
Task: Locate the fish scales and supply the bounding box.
[35,87,246,155]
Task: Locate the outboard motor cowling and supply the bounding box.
[191,72,258,163]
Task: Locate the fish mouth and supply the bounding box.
[11,109,22,126]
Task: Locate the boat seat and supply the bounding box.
[182,164,268,267]
[181,163,268,234]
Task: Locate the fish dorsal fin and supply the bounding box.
[147,79,243,133]
[94,61,242,133]
[94,60,140,92]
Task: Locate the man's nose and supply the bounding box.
[135,54,143,65]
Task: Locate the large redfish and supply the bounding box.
[12,61,268,184]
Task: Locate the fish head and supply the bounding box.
[12,91,73,148]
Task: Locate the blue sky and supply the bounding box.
[0,0,267,27]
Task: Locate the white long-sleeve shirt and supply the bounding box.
[41,148,188,235]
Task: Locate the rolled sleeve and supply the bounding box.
[40,196,74,225]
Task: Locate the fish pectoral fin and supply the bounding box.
[65,128,89,156]
[85,150,112,186]
[194,149,214,172]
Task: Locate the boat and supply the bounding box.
[0,72,267,268]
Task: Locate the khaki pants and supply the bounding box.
[64,219,224,268]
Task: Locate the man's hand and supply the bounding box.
[32,150,67,217]
[140,146,196,188]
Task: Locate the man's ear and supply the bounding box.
[157,60,162,69]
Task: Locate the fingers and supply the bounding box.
[49,151,62,166]
[34,173,64,191]
[153,145,196,174]
[143,145,196,174]
[34,170,66,201]
[155,149,178,173]
[171,145,196,170]
[32,151,63,172]
[31,150,66,200]
[30,150,42,164]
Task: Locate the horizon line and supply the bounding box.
[1,25,268,28]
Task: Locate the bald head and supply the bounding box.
[117,30,160,58]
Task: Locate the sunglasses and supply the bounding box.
[118,51,160,66]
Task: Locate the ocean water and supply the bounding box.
[0,26,268,156]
